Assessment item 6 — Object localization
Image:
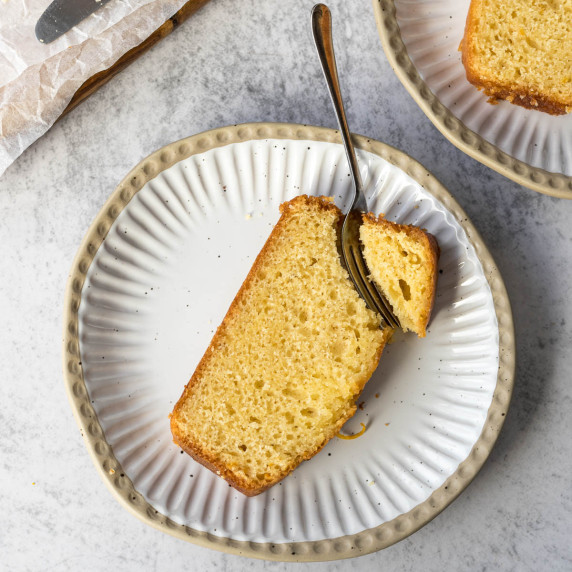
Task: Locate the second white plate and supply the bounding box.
[374,0,572,197]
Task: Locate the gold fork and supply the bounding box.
[311,3,400,329]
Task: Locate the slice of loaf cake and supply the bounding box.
[361,214,439,337]
[170,195,438,495]
[461,0,572,115]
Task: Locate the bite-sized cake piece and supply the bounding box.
[361,213,440,337]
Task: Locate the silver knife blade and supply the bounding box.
[35,0,114,44]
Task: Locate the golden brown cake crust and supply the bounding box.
[461,0,572,116]
[171,195,389,496]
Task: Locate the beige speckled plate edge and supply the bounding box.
[372,0,572,199]
[62,122,515,562]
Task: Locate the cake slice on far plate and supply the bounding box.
[460,0,572,115]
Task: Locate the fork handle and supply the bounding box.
[311,3,366,212]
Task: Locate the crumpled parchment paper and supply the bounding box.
[0,0,189,177]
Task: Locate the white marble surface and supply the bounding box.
[1,0,571,570]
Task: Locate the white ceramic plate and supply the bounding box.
[64,123,514,561]
[374,0,572,197]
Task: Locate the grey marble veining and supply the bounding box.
[1,0,571,570]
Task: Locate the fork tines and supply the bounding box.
[341,211,400,329]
